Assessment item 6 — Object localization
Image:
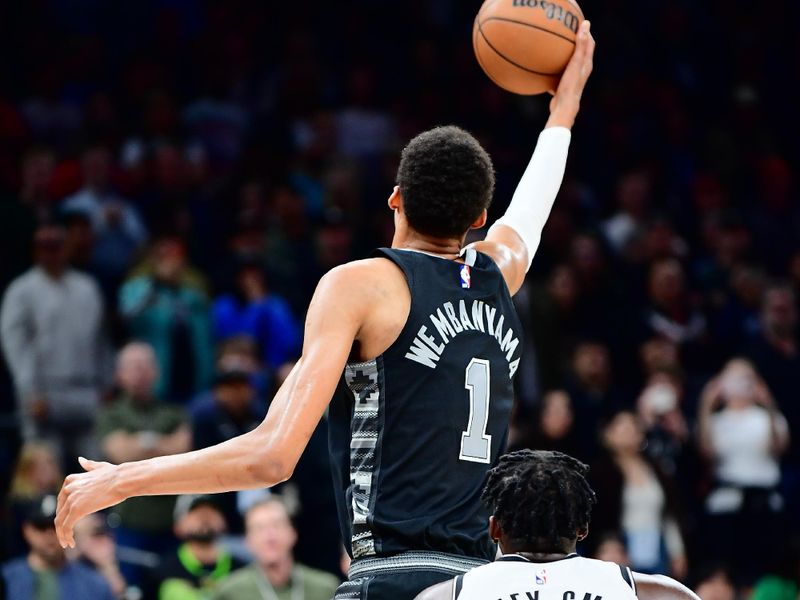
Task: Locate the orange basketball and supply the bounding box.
[473,0,585,95]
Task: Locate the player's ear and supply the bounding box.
[577,525,589,542]
[388,186,401,211]
[470,209,488,230]
[488,515,502,543]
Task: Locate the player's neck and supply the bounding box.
[393,230,464,259]
[515,551,575,562]
[503,539,578,562]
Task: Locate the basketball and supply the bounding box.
[473,0,585,95]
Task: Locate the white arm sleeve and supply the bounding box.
[488,126,572,271]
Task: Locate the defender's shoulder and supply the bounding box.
[633,572,701,600]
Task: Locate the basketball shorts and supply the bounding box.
[334,551,488,600]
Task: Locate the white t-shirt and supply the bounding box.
[456,555,637,600]
[710,405,787,488]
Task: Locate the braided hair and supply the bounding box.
[481,449,597,551]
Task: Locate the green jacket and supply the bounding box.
[212,563,340,600]
[119,276,213,400]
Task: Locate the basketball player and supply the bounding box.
[56,21,595,600]
[415,450,701,600]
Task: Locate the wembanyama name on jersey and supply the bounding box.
[404,298,521,378]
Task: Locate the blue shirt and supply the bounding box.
[212,294,301,370]
[2,557,115,600]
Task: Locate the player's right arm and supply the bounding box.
[470,20,595,295]
[55,261,379,548]
[633,572,701,600]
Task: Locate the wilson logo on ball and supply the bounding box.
[511,0,581,33]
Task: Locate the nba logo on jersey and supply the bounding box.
[460,264,471,289]
[535,569,547,585]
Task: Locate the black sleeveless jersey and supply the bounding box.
[329,247,524,561]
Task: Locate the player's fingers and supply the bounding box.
[577,21,593,59]
[79,456,109,471]
[55,500,70,546]
[60,504,78,548]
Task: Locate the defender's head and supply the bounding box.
[392,126,494,239]
[482,450,597,555]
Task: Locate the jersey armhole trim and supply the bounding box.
[453,574,464,600]
[619,565,636,595]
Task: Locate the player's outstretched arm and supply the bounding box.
[633,572,701,600]
[55,264,371,548]
[471,20,595,295]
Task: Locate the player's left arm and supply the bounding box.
[471,20,595,295]
[413,579,455,600]
[633,572,701,600]
[55,264,373,548]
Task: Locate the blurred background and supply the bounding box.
[1,1,799,599]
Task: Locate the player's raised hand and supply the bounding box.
[547,20,595,129]
[56,456,125,548]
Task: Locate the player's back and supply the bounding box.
[329,247,523,564]
[456,555,638,600]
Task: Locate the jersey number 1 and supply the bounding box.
[459,358,492,464]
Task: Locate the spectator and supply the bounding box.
[5,442,63,559]
[96,342,190,581]
[590,409,687,579]
[335,66,397,160]
[639,338,681,378]
[567,235,627,346]
[566,341,621,459]
[691,564,736,600]
[212,261,302,371]
[8,442,63,500]
[529,265,583,389]
[697,358,789,584]
[742,284,800,469]
[212,497,339,600]
[1,495,115,600]
[119,238,214,402]
[636,371,690,477]
[144,495,245,600]
[71,514,128,599]
[215,335,272,401]
[591,532,630,566]
[509,389,581,459]
[61,145,148,294]
[644,259,707,348]
[0,148,55,290]
[709,264,765,349]
[190,368,264,450]
[602,170,652,256]
[0,223,111,468]
[190,367,266,532]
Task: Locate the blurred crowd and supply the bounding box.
[1,0,800,599]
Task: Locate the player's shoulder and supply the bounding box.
[319,257,406,293]
[567,556,636,579]
[632,571,701,600]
